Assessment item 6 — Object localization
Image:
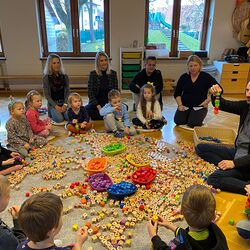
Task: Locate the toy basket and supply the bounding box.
[193,127,237,147]
[88,173,113,192]
[132,167,157,185]
[107,181,137,200]
[86,157,107,175]
[102,143,126,156]
[126,154,151,168]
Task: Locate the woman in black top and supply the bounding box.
[85,51,118,120]
[43,54,70,124]
[174,55,218,128]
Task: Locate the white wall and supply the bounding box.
[0,0,240,89]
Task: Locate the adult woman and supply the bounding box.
[85,51,118,120]
[174,55,218,128]
[43,53,70,124]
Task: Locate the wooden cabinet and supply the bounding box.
[213,61,250,94]
[120,48,143,92]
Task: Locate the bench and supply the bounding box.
[0,75,89,91]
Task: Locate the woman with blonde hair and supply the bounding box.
[43,53,70,125]
[174,55,218,128]
[85,51,118,120]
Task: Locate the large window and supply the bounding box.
[145,0,210,57]
[38,0,110,57]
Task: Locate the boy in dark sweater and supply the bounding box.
[0,175,26,250]
[147,184,228,250]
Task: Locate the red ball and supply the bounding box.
[25,192,30,197]
[139,204,145,211]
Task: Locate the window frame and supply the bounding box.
[0,30,4,57]
[145,0,211,58]
[37,0,110,57]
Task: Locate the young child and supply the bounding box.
[0,175,26,250]
[66,92,93,135]
[132,84,166,130]
[236,184,250,240]
[25,90,52,138]
[0,142,23,175]
[6,97,47,157]
[17,192,88,250]
[148,184,228,249]
[99,89,136,138]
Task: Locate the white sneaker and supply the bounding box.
[54,239,62,247]
[51,120,67,126]
[68,131,72,136]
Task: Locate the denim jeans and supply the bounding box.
[195,143,250,194]
[50,108,68,123]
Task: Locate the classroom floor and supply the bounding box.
[0,92,249,249]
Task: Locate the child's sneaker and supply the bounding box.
[68,131,72,136]
[114,130,124,138]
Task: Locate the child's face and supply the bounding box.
[11,103,25,117]
[31,95,42,110]
[51,57,61,73]
[143,88,153,101]
[110,96,121,108]
[71,97,81,109]
[0,185,10,212]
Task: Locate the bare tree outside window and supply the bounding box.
[38,0,109,57]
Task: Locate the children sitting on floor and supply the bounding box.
[100,89,136,138]
[25,90,52,138]
[6,97,47,157]
[147,184,228,250]
[132,84,166,130]
[66,92,93,135]
[0,175,26,250]
[0,142,23,175]
[17,192,88,250]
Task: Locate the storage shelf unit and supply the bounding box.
[213,61,250,94]
[120,48,143,91]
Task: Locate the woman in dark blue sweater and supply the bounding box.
[174,55,218,128]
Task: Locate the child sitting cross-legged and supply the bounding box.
[66,92,93,135]
[6,97,47,157]
[0,175,26,250]
[100,89,136,138]
[132,84,166,130]
[147,184,228,250]
[17,192,88,250]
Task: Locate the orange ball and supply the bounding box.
[99,201,105,207]
[85,221,91,229]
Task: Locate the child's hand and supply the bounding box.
[147,220,158,239]
[245,185,250,196]
[24,143,30,150]
[80,122,87,129]
[72,119,78,124]
[2,158,15,166]
[124,127,130,135]
[9,205,20,219]
[75,227,88,249]
[147,111,153,119]
[157,215,177,232]
[10,152,20,158]
[62,104,67,112]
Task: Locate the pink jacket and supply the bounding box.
[26,109,46,133]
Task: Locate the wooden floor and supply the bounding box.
[0,92,249,249]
